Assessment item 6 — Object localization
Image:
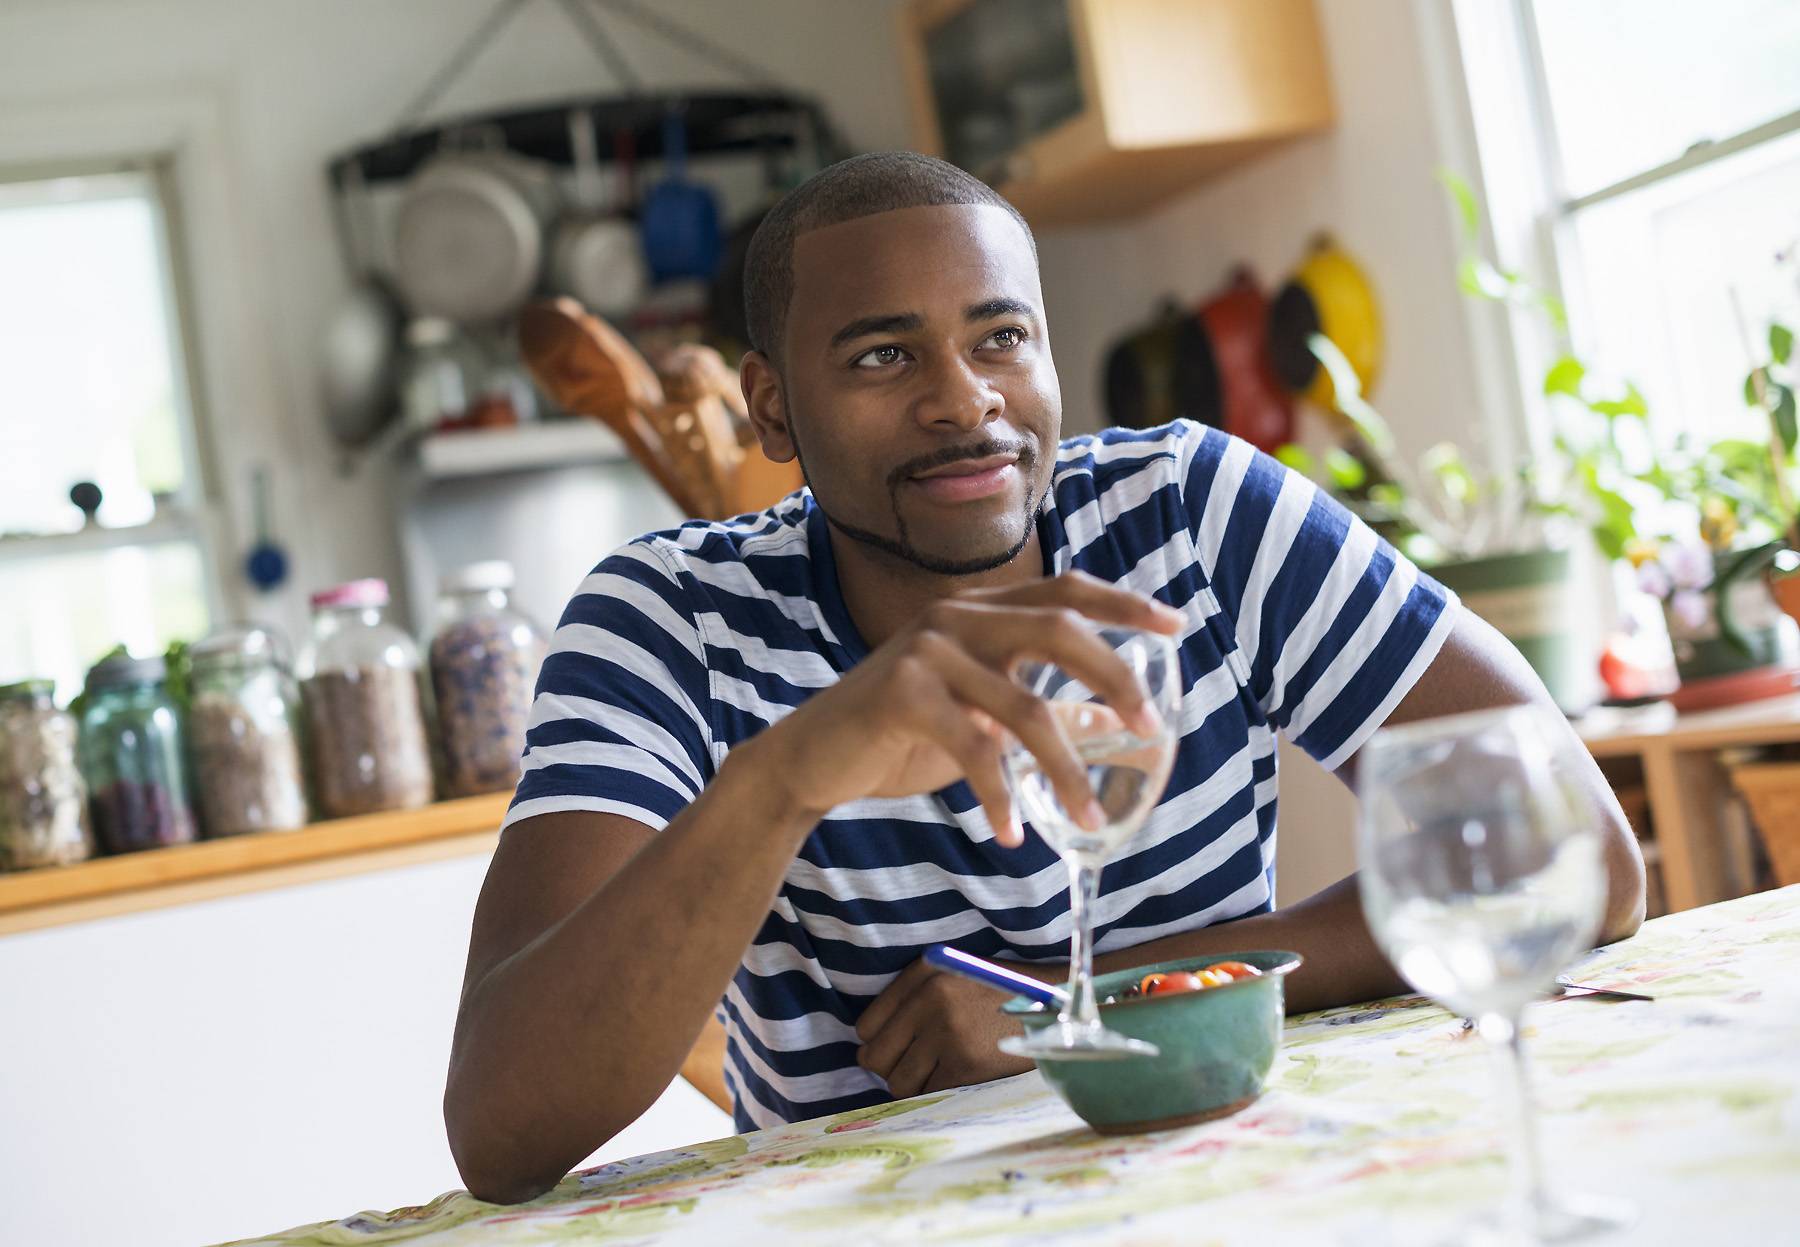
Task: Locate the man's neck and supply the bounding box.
[830,525,1047,652]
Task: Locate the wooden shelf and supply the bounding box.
[0,792,510,936]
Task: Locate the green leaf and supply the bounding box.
[1588,383,1649,422]
[1324,448,1367,491]
[1543,355,1586,400]
[1772,322,1794,366]
[1537,291,1569,332]
[1777,385,1799,455]
[1746,367,1770,407]
[1369,482,1407,513]
[1458,257,1514,301]
[1436,168,1481,242]
[1274,443,1315,476]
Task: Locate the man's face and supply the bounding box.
[776,203,1061,576]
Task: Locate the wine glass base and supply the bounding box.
[1450,1192,1636,1246]
[999,1022,1159,1061]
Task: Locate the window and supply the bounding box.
[0,163,215,698]
[1523,0,1800,444]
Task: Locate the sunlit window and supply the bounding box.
[0,164,213,697]
[1527,0,1800,442]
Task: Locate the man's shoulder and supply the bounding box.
[606,492,815,581]
[1053,418,1226,488]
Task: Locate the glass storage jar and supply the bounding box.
[299,579,435,818]
[78,654,199,854]
[0,679,94,869]
[188,624,310,836]
[428,561,548,797]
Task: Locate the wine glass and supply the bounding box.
[997,625,1182,1061]
[1356,705,1633,1243]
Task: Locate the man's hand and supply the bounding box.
[760,571,1183,845]
[854,957,1040,1098]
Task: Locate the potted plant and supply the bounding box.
[1280,177,1800,709]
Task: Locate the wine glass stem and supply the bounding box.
[1478,1010,1547,1236]
[1062,855,1102,1029]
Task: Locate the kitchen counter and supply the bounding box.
[0,792,509,935]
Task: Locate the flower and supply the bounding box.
[1670,589,1711,632]
[1624,539,1660,569]
[1662,542,1713,592]
[1636,560,1673,599]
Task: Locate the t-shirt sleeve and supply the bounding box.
[1177,423,1460,772]
[501,539,715,833]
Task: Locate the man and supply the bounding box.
[445,153,1645,1203]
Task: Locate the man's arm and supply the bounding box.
[857,608,1649,1098]
[444,740,814,1206]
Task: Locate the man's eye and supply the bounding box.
[853,345,907,369]
[984,327,1027,350]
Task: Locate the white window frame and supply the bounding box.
[0,86,292,642]
[1419,0,1800,463]
[0,157,220,624]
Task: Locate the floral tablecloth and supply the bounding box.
[229,885,1800,1246]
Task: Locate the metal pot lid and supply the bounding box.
[84,653,167,691]
[393,157,547,325]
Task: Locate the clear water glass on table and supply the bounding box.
[999,624,1181,1061]
[1356,704,1633,1243]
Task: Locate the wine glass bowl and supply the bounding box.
[1357,705,1631,1242]
[998,624,1182,1062]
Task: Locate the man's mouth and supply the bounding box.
[905,452,1022,503]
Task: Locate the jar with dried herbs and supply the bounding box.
[429,561,548,797]
[188,624,309,836]
[0,679,94,870]
[299,579,434,818]
[77,654,199,854]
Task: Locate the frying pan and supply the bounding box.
[1267,234,1382,410]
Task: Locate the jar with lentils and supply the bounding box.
[78,654,200,854]
[428,561,548,798]
[188,624,310,836]
[299,579,435,818]
[0,679,94,870]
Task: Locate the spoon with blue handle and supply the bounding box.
[925,945,1068,1008]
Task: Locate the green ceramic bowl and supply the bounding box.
[1001,949,1303,1135]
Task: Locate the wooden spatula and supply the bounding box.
[517,298,698,513]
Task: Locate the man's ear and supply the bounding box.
[740,350,798,463]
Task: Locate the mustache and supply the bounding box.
[886,438,1036,490]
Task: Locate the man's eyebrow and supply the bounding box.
[966,297,1038,322]
[829,312,923,349]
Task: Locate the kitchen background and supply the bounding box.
[2,1,1797,1244]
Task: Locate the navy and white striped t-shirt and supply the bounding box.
[504,420,1458,1131]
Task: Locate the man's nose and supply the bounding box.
[911,352,1004,433]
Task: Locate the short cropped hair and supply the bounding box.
[742,151,1036,361]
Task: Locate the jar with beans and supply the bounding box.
[0,679,94,870]
[78,654,200,854]
[429,561,548,798]
[299,579,435,818]
[188,624,310,836]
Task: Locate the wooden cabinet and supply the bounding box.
[898,0,1335,227]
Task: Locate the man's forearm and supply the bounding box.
[1089,875,1405,1013]
[445,736,816,1202]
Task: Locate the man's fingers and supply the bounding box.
[930,643,1103,832]
[936,602,1162,742]
[976,570,1183,635]
[854,957,935,1045]
[884,1037,939,1101]
[919,696,1023,847]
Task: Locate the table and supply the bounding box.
[228,885,1800,1246]
[1577,693,1800,910]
